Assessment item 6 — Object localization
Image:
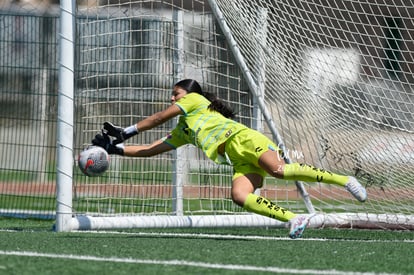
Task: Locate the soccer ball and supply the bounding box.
[78,146,110,177]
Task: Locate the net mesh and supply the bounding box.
[0,1,413,227]
[74,1,254,216]
[213,0,413,215]
[74,0,414,219]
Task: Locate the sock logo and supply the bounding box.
[256,196,287,218]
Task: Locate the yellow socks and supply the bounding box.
[242,164,349,222]
[283,163,349,186]
[243,193,296,222]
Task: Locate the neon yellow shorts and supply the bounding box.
[225,128,280,181]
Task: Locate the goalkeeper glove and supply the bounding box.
[92,131,124,155]
[103,122,138,145]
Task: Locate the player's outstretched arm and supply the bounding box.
[104,104,182,144]
[123,139,173,157]
[136,104,182,131]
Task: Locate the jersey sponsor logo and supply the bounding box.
[225,129,232,138]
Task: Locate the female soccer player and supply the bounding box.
[92,79,367,238]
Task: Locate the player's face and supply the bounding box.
[171,86,187,104]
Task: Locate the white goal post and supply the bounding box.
[56,0,414,231]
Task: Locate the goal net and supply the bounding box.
[58,0,414,230]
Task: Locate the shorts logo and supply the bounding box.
[255,146,263,152]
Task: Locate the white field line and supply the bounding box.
[0,250,402,275]
[76,230,414,243]
[1,228,414,243]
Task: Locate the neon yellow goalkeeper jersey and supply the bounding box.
[162,92,248,164]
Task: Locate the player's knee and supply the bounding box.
[258,151,285,179]
[269,167,284,178]
[231,189,246,207]
[231,174,262,207]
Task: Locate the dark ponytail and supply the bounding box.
[174,79,235,118]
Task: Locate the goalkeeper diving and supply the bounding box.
[92,79,367,239]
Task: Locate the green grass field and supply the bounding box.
[0,218,413,275]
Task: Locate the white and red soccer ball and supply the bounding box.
[78,146,110,177]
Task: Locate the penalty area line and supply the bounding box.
[0,250,401,275]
